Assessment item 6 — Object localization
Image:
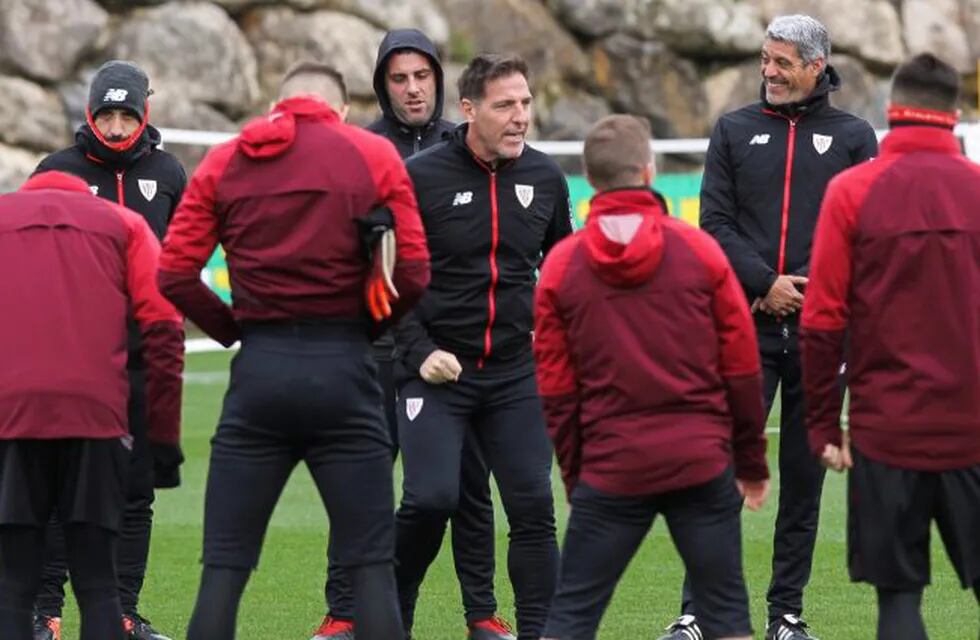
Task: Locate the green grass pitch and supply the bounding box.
[55,350,977,638]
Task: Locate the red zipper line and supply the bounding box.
[762,109,800,274]
[116,170,125,206]
[470,155,501,370]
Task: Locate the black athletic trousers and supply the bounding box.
[394,359,559,640]
[35,369,155,618]
[681,323,825,623]
[325,356,498,624]
[187,322,402,640]
[546,469,752,640]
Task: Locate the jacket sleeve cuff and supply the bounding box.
[801,327,847,458]
[158,270,241,347]
[724,372,769,481]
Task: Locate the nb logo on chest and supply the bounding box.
[452,191,473,206]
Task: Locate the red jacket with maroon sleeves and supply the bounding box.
[533,189,768,497]
[0,172,184,444]
[158,96,430,345]
[801,122,980,471]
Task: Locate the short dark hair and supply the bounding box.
[457,53,529,102]
[584,115,653,191]
[279,61,349,104]
[890,53,960,112]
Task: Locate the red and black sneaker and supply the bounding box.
[311,616,355,640]
[122,614,171,640]
[468,615,516,640]
[32,615,61,640]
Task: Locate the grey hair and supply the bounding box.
[765,15,831,64]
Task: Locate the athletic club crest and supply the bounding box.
[89,185,99,196]
[515,184,534,209]
[812,133,833,155]
[138,179,157,202]
[406,397,424,422]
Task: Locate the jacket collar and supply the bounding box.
[449,123,520,172]
[78,122,160,169]
[880,125,961,157]
[761,65,840,119]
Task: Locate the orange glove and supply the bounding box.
[366,228,398,321]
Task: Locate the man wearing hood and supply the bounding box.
[311,29,502,640]
[658,15,879,640]
[366,28,455,157]
[535,113,769,640]
[31,60,187,640]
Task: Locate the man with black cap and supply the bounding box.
[309,28,506,640]
[31,59,187,640]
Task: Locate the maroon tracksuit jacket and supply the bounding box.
[534,188,768,497]
[0,171,184,444]
[158,96,430,343]
[802,115,980,471]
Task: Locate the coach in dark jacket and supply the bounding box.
[393,54,571,640]
[32,60,186,640]
[683,15,878,640]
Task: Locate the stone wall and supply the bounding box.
[1,0,977,190]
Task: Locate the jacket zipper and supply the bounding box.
[478,170,501,369]
[413,131,421,155]
[115,170,125,206]
[776,117,799,274]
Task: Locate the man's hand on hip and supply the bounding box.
[420,349,462,384]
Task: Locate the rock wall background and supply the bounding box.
[1,0,978,190]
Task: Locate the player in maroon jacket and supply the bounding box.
[158,62,429,640]
[802,53,980,640]
[534,115,769,640]
[0,171,184,640]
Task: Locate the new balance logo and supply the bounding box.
[452,191,473,206]
[749,134,771,145]
[103,88,129,103]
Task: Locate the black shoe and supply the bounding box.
[655,614,703,640]
[32,615,61,640]
[123,614,172,640]
[766,614,819,640]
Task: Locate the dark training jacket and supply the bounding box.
[700,68,878,329]
[395,124,574,373]
[36,124,186,240]
[366,28,455,158]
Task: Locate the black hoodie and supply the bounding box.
[366,28,456,158]
[699,66,878,330]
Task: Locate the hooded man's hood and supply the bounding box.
[238,96,340,159]
[373,28,445,127]
[583,189,670,288]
